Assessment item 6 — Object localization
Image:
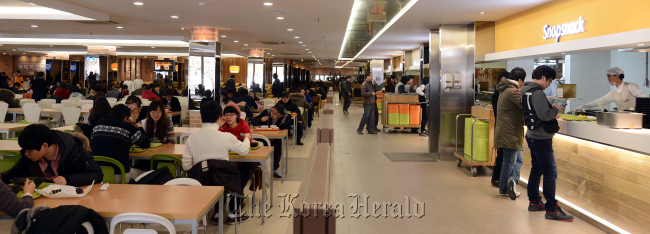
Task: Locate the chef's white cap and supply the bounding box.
[607,67,624,76]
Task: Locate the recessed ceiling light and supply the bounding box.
[244,44,248,46]
[2,53,5,55]
[480,12,485,14]
[234,40,239,43]
[272,55,275,56]
[116,26,123,29]
[267,53,270,54]
[639,43,645,46]
[308,52,312,53]
[221,35,226,38]
[22,53,25,54]
[134,2,144,5]
[294,36,299,39]
[306,49,309,50]
[263,2,273,6]
[277,17,284,20]
[151,46,155,48]
[287,29,293,31]
[181,27,184,30]
[561,53,566,54]
[31,25,38,28]
[171,15,179,19]
[199,2,206,6]
[298,41,303,43]
[28,3,36,5]
[302,45,306,46]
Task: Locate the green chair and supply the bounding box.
[93,156,126,184]
[0,151,20,173]
[151,154,185,178]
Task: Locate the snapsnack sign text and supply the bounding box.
[543,16,586,42]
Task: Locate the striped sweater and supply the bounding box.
[0,181,33,218]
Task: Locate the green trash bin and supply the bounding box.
[463,118,489,162]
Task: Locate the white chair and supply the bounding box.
[142,99,151,106]
[22,103,38,108]
[240,112,246,120]
[178,133,192,144]
[262,99,275,109]
[79,221,95,234]
[19,99,35,107]
[61,100,78,107]
[106,97,117,103]
[51,103,63,110]
[109,213,176,234]
[164,178,201,186]
[108,100,117,107]
[23,106,41,124]
[62,107,81,126]
[78,100,94,107]
[69,96,82,103]
[38,99,55,109]
[81,104,93,112]
[0,103,8,124]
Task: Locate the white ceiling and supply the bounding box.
[355,0,553,60]
[0,0,352,62]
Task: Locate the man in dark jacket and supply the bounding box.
[490,70,509,188]
[162,89,182,125]
[239,88,258,110]
[278,93,304,145]
[271,74,282,97]
[91,104,151,182]
[341,76,353,114]
[106,85,124,100]
[1,124,104,187]
[224,74,236,91]
[30,72,48,102]
[357,74,378,134]
[252,103,292,178]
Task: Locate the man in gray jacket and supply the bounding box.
[520,65,573,222]
[357,73,377,134]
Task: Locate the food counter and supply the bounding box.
[521,119,650,234]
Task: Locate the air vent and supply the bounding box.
[72,20,120,25]
[257,41,285,45]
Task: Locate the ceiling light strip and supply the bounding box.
[0,38,188,47]
[339,0,419,67]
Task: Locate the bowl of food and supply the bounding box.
[11,177,45,187]
[251,142,259,148]
[260,125,269,129]
[270,125,277,128]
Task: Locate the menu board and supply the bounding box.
[153,60,175,72]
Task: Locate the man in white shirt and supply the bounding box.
[576,67,647,111]
[181,100,251,224]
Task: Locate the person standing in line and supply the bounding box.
[341,76,353,115]
[520,65,573,221]
[493,68,526,200]
[357,73,378,134]
[490,70,510,187]
[415,77,430,136]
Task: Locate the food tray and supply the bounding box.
[16,182,53,199]
[559,114,597,121]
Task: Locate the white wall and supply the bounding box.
[506,58,534,81]
[566,51,612,109]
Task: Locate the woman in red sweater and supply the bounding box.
[53,84,70,99]
[219,103,252,142]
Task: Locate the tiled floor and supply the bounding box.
[0,95,606,234]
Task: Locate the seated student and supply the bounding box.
[140,100,175,144]
[201,90,214,106]
[78,97,112,140]
[141,84,161,101]
[91,104,151,182]
[0,179,35,218]
[1,124,103,187]
[249,91,260,101]
[230,89,254,120]
[251,103,292,178]
[239,89,258,109]
[219,103,257,204]
[182,101,251,224]
[85,85,101,100]
[161,89,182,125]
[126,95,148,124]
[278,93,304,145]
[69,85,84,99]
[53,84,70,99]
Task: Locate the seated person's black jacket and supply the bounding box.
[13,205,108,234]
[231,97,254,119]
[187,159,242,194]
[91,118,150,173]
[0,131,103,187]
[162,97,182,124]
[242,95,258,109]
[251,109,292,130]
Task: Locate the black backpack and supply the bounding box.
[521,86,560,134]
[129,166,174,185]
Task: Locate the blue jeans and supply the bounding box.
[498,148,523,194]
[526,137,558,211]
[358,104,375,132]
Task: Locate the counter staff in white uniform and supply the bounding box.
[576,67,647,111]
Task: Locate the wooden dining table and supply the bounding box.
[0,123,29,139]
[34,184,225,234]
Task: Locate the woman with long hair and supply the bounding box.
[140,100,175,144]
[125,95,148,124]
[87,97,111,125]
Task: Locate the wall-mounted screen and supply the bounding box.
[153,60,175,72]
[85,55,100,80]
[45,62,52,71]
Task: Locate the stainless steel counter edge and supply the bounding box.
[557,119,650,155]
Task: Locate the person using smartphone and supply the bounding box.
[0,178,35,218]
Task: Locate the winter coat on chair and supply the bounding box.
[12,205,108,234]
[187,159,243,195]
